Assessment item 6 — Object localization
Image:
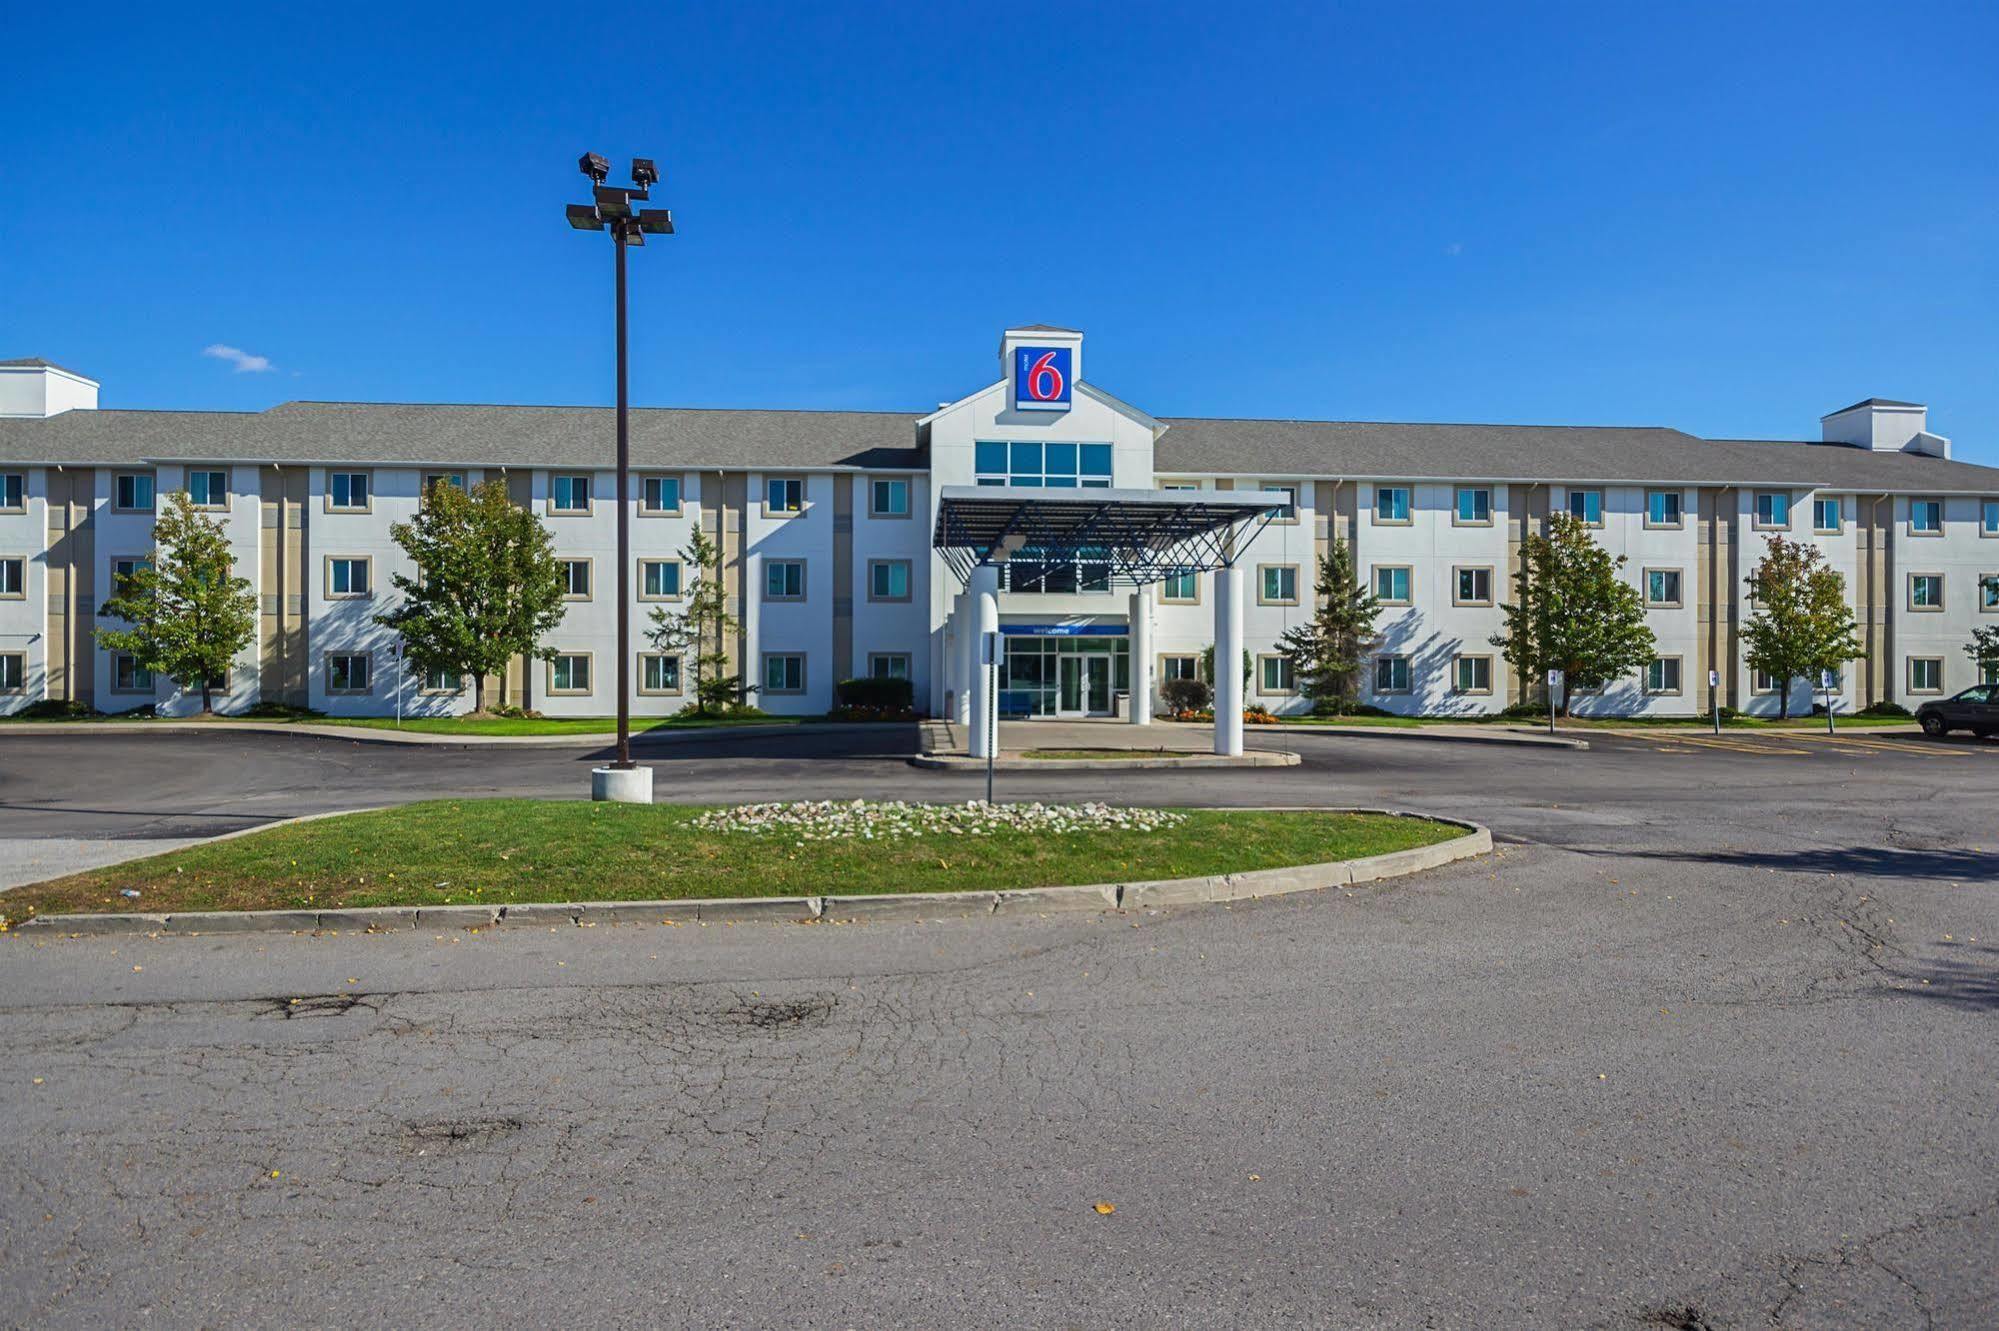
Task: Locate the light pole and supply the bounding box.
[568,152,674,801]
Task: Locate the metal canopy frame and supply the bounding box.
[932,485,1291,587]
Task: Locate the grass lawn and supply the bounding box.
[0,712,835,737]
[0,799,1462,919]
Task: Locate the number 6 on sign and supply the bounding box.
[1013,345,1072,411]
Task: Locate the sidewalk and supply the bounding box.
[920,717,1588,755]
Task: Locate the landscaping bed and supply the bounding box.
[0,799,1461,920]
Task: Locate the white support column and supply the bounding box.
[1127,587,1152,725]
[1213,563,1243,756]
[948,590,970,724]
[968,565,1001,760]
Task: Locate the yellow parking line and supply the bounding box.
[1785,732,1969,758]
[1668,734,1811,756]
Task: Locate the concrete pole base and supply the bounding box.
[591,764,654,804]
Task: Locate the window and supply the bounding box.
[1752,668,1781,694]
[1259,565,1298,605]
[549,653,592,694]
[422,472,466,500]
[328,472,369,511]
[869,477,910,518]
[326,653,371,694]
[640,559,683,600]
[0,473,23,512]
[186,469,227,509]
[1813,496,1844,534]
[116,473,155,512]
[641,475,681,515]
[868,559,911,601]
[765,476,805,514]
[973,441,1113,489]
[109,557,150,600]
[0,652,23,692]
[641,653,681,694]
[1001,548,1112,595]
[113,653,154,692]
[1373,566,1411,605]
[1645,658,1683,695]
[1159,479,1201,492]
[1453,567,1492,606]
[1909,573,1944,610]
[1454,488,1492,525]
[551,474,591,514]
[1646,490,1683,527]
[326,557,372,599]
[0,556,23,598]
[1754,491,1791,528]
[1984,499,1999,536]
[1910,498,1943,535]
[1373,486,1411,523]
[1981,574,1999,612]
[763,653,805,694]
[1161,569,1199,603]
[561,559,592,600]
[1258,655,1295,694]
[1453,655,1493,695]
[1373,655,1411,693]
[422,667,464,693]
[869,652,911,680]
[765,559,805,600]
[1161,655,1199,682]
[1644,569,1683,607]
[1908,657,1944,694]
[1567,489,1602,525]
[1262,483,1299,522]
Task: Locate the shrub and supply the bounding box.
[1497,701,1551,720]
[1244,704,1280,724]
[14,698,97,719]
[1311,698,1396,719]
[1160,676,1211,714]
[1858,700,1912,718]
[835,676,914,711]
[242,701,321,721]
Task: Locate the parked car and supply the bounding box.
[1914,684,1998,737]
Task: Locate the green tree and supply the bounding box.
[1741,535,1861,720]
[1490,512,1656,716]
[375,478,567,714]
[647,523,744,714]
[1276,537,1379,713]
[1966,624,1999,685]
[1198,643,1253,690]
[94,490,257,715]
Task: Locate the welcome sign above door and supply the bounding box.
[1012,345,1072,412]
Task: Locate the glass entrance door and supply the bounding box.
[1057,656,1110,716]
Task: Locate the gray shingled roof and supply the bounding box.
[1154,417,1999,492]
[1,397,1994,492]
[0,401,926,470]
[0,357,94,379]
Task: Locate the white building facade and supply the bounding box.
[3,334,1998,721]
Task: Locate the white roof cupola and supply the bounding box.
[0,358,99,418]
[1820,397,1951,459]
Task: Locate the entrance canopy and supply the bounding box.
[932,485,1291,587]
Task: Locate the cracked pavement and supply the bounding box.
[1,728,1996,1328]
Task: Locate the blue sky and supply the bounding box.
[5,3,1996,463]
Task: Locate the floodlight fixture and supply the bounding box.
[631,158,659,188]
[637,209,674,234]
[566,203,606,231]
[578,151,610,182]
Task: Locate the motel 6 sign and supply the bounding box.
[1013,344,1072,412]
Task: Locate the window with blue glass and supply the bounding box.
[1813,496,1843,533]
[1454,488,1491,524]
[1646,490,1682,526]
[1162,569,1198,601]
[1983,498,1999,534]
[1755,491,1791,528]
[1374,487,1411,523]
[1567,489,1603,525]
[974,441,1112,488]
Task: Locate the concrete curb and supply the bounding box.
[13,811,1490,938]
[0,720,909,749]
[1239,723,1588,751]
[910,749,1301,771]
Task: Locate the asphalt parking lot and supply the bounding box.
[2,726,1996,1328]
